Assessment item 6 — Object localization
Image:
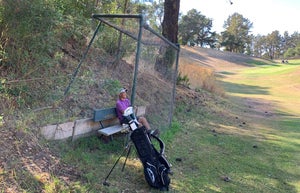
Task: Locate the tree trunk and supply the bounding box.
[155,0,180,79]
[162,0,180,43]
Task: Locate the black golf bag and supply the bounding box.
[130,126,171,191]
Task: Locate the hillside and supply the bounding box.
[0,47,282,192]
[181,46,255,71]
[178,46,273,90]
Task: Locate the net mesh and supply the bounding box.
[85,14,179,131]
[17,14,180,133]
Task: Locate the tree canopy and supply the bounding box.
[178,9,216,48]
[220,12,253,53]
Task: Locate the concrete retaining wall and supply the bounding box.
[40,118,100,141]
[40,106,146,141]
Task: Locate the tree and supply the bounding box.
[134,0,164,31]
[251,34,266,57]
[282,31,291,55]
[289,32,300,47]
[220,13,253,53]
[153,0,180,78]
[179,9,216,48]
[251,31,300,60]
[264,30,282,59]
[283,32,300,58]
[162,0,180,43]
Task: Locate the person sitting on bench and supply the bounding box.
[116,87,159,136]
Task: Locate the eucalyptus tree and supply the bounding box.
[220,12,253,53]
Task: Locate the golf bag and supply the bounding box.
[130,126,171,191]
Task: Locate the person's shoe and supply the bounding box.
[149,129,160,137]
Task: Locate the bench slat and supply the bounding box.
[98,125,126,136]
[93,106,146,139]
[93,107,116,122]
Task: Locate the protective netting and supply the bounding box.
[26,14,180,133]
[80,14,180,131]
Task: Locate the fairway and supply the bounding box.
[220,60,300,116]
[167,48,300,193]
[218,60,300,192]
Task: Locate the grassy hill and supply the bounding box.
[1,47,299,192]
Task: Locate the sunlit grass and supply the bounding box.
[221,60,300,116]
[216,59,300,193]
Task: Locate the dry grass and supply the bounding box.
[179,47,225,95]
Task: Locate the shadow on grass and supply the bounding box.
[247,59,278,66]
[219,80,270,95]
[218,71,236,75]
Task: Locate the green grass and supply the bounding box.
[221,60,300,115]
[215,59,300,192]
[42,60,300,192]
[247,59,275,66]
[169,97,300,193]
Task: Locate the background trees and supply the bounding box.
[178,9,216,48]
[251,31,300,59]
[283,32,300,58]
[265,30,282,59]
[177,8,300,59]
[0,0,299,75]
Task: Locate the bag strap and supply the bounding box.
[150,134,165,155]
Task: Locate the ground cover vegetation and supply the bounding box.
[1,0,300,192]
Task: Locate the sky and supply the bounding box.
[180,0,300,36]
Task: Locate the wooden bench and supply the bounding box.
[93,106,146,140]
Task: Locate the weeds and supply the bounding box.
[177,72,190,87]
